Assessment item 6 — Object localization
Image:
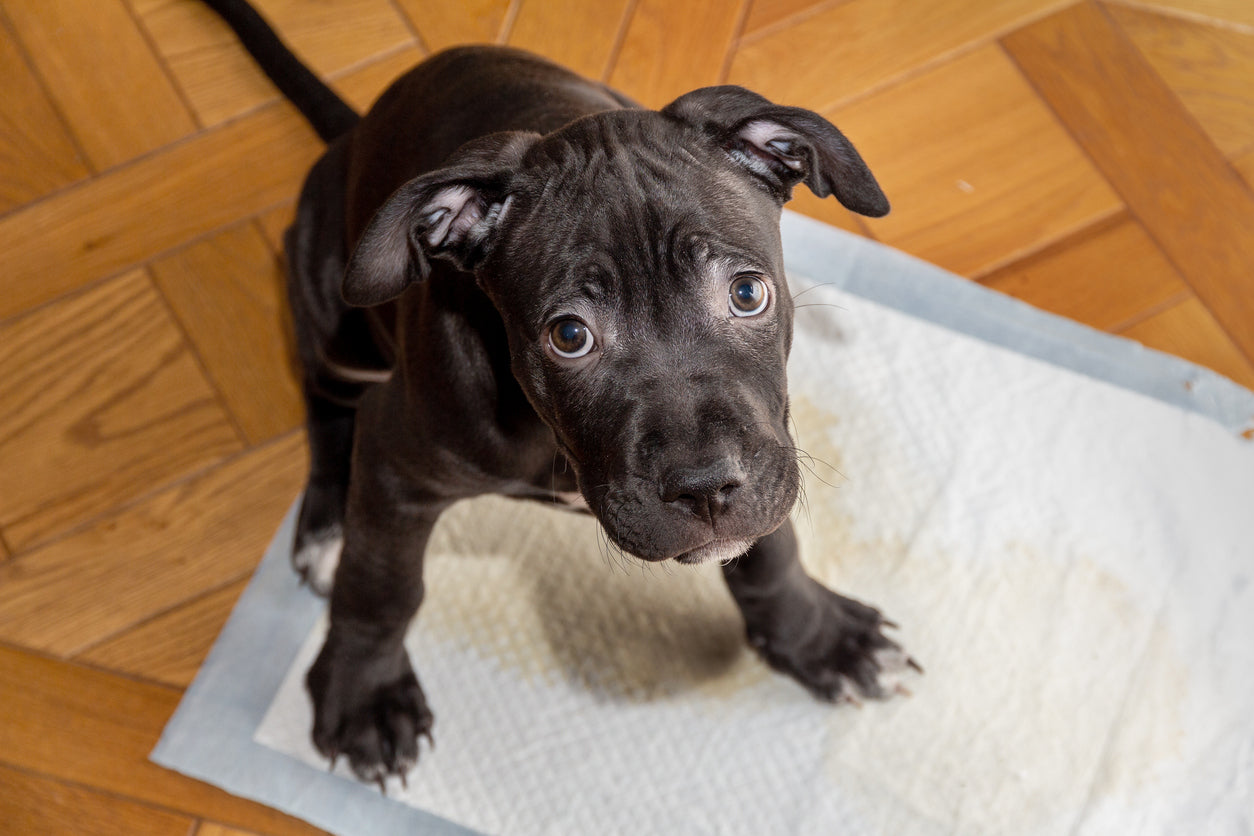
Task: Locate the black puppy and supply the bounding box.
[204,0,918,787]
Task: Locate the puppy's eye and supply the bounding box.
[548,317,594,359]
[729,274,769,317]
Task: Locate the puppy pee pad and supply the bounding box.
[154,212,1254,835]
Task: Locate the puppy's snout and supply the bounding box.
[659,460,745,522]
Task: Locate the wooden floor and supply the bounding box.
[0,0,1251,833]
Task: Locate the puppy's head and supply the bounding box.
[343,87,888,564]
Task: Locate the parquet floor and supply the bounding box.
[0,1,1251,833]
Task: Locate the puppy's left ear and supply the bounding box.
[663,85,889,217]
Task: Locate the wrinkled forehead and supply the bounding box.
[497,111,786,299]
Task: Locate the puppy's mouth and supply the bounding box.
[672,537,756,566]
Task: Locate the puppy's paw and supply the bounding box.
[292,527,342,596]
[747,587,921,705]
[323,673,433,789]
[307,640,433,791]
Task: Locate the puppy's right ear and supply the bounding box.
[342,131,539,307]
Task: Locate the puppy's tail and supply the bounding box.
[199,0,359,143]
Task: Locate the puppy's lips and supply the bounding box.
[672,537,755,566]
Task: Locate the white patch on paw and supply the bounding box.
[294,529,343,596]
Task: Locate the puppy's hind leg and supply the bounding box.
[284,140,384,595]
[293,391,354,595]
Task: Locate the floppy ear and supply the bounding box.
[342,131,540,307]
[662,86,889,217]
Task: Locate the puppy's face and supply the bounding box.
[341,86,887,563]
[480,112,800,563]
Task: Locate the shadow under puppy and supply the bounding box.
[203,0,920,789]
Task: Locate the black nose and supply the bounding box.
[659,460,744,522]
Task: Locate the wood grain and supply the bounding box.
[132,0,413,127]
[742,0,839,37]
[0,103,322,322]
[332,44,426,113]
[1108,0,1254,30]
[2,0,197,170]
[785,189,865,236]
[393,0,513,52]
[728,0,1073,111]
[1004,2,1254,364]
[199,824,275,836]
[981,215,1189,331]
[608,0,747,108]
[0,25,90,212]
[1113,4,1254,158]
[827,44,1122,277]
[1119,296,1254,390]
[508,0,632,80]
[77,579,248,688]
[0,434,304,656]
[0,764,193,836]
[255,203,296,254]
[0,272,241,551]
[1235,146,1254,191]
[0,645,326,836]
[150,223,303,444]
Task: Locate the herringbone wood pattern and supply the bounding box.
[0,1,1251,832]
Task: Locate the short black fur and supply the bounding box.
[199,0,918,789]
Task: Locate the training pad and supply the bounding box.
[153,211,1254,835]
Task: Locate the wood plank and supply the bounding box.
[150,224,303,444]
[508,0,632,80]
[199,824,273,836]
[1107,0,1254,30]
[1004,2,1254,364]
[0,764,193,836]
[608,0,747,108]
[0,103,322,323]
[1119,296,1254,390]
[728,0,1072,112]
[981,215,1189,331]
[255,203,296,254]
[0,24,90,213]
[77,579,248,688]
[3,0,197,170]
[742,0,840,37]
[1112,4,1254,158]
[392,0,512,52]
[826,44,1122,277]
[0,273,242,551]
[332,44,425,113]
[0,434,303,656]
[785,188,866,236]
[132,0,413,128]
[0,646,326,836]
[1234,145,1254,191]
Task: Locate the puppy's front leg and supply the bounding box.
[305,422,448,788]
[723,521,919,703]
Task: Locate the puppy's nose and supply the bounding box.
[659,461,744,522]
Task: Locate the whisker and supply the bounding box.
[795,478,814,532]
[790,281,839,300]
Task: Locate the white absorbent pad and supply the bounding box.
[153,212,1254,835]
